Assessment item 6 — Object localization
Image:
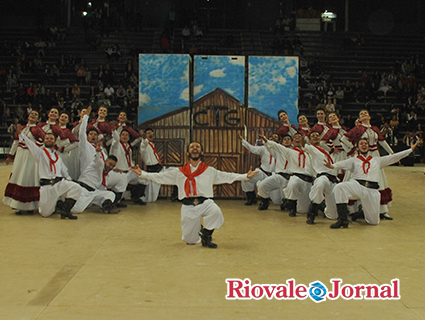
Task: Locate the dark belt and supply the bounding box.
[317,172,338,184]
[40,177,63,186]
[147,164,163,172]
[260,167,272,176]
[77,181,95,192]
[277,172,291,180]
[356,180,380,189]
[293,173,314,183]
[181,197,209,206]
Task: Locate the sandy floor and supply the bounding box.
[0,161,424,320]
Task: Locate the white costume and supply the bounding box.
[139,162,249,244]
[342,124,394,214]
[139,137,164,202]
[20,134,83,217]
[110,130,147,187]
[332,148,412,225]
[303,144,338,219]
[240,139,281,204]
[3,124,44,211]
[79,114,128,193]
[71,152,116,214]
[270,142,314,214]
[257,141,291,205]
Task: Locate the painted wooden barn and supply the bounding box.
[139,88,282,198]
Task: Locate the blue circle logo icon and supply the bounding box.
[309,281,327,302]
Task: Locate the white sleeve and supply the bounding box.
[378,148,412,168]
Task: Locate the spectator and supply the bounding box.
[126,84,135,100]
[85,67,92,85]
[104,83,115,103]
[2,102,11,126]
[15,104,25,123]
[72,83,81,101]
[76,65,85,85]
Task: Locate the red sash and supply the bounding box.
[120,142,132,167]
[314,145,333,164]
[357,155,373,174]
[293,147,306,168]
[179,161,209,197]
[149,142,162,166]
[43,148,59,174]
[102,169,109,188]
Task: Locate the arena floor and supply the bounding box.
[0,161,424,320]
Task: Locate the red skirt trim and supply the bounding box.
[4,183,40,203]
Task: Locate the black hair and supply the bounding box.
[107,155,118,162]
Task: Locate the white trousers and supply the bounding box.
[39,180,83,217]
[333,180,381,225]
[257,173,288,204]
[241,168,267,192]
[106,171,129,193]
[309,175,337,219]
[71,188,115,213]
[283,175,312,214]
[141,167,176,203]
[181,199,224,244]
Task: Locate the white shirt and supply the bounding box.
[141,162,248,200]
[110,130,133,171]
[78,152,107,190]
[79,115,108,174]
[265,141,314,176]
[241,139,276,173]
[264,141,290,174]
[333,149,412,183]
[303,144,337,176]
[139,138,160,166]
[21,134,70,180]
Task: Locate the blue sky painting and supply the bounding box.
[194,55,245,103]
[138,54,190,124]
[248,56,299,125]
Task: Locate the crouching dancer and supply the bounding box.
[324,138,419,228]
[20,132,83,219]
[130,141,258,248]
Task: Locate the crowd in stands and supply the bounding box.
[299,53,424,162]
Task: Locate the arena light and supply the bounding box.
[82,11,88,16]
[321,10,337,22]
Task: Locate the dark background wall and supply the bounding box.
[0,0,423,34]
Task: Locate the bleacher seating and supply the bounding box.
[1,26,424,159]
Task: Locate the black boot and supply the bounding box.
[380,213,393,220]
[113,192,127,208]
[199,227,217,248]
[102,199,120,214]
[131,184,147,205]
[287,199,297,217]
[330,203,349,229]
[244,191,257,206]
[52,199,65,214]
[258,197,270,210]
[280,198,288,211]
[351,209,364,221]
[60,198,78,220]
[307,202,319,224]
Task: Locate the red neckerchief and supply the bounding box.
[284,160,288,170]
[120,141,132,167]
[357,155,373,174]
[43,148,59,174]
[314,145,333,164]
[269,155,277,165]
[149,142,162,166]
[102,169,109,188]
[91,143,106,161]
[293,147,306,168]
[179,161,209,197]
